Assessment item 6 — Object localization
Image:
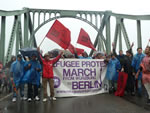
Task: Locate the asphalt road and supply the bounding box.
[0,93,150,113]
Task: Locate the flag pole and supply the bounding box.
[38,37,46,47]
[147,39,150,46]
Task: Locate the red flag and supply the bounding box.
[76,48,84,55]
[68,44,75,54]
[68,44,84,55]
[115,72,128,97]
[77,28,96,51]
[46,20,71,49]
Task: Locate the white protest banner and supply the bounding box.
[53,59,109,97]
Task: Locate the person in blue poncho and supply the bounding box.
[10,54,26,102]
[132,47,145,97]
[105,54,121,93]
[24,54,41,102]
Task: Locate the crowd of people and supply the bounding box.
[105,42,150,105]
[0,43,150,105]
[0,56,16,94]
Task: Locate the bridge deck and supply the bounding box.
[0,93,150,113]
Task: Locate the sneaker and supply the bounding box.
[12,97,17,102]
[43,98,47,102]
[131,92,135,96]
[28,98,32,102]
[50,97,56,101]
[35,96,40,101]
[21,97,27,101]
[147,99,150,105]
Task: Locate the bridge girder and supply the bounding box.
[0,8,149,65]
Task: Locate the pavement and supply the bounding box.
[0,93,150,113]
[123,88,150,111]
[0,85,150,113]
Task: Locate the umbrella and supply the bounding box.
[63,50,73,58]
[49,49,60,57]
[19,47,38,57]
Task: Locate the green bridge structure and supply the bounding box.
[0,8,149,65]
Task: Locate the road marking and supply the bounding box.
[0,93,12,102]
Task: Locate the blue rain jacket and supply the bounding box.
[10,59,25,87]
[132,53,145,80]
[23,60,41,86]
[106,58,121,81]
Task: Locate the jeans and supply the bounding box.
[13,83,24,98]
[137,80,142,94]
[28,83,38,98]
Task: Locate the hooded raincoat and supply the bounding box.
[106,58,121,81]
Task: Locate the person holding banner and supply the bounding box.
[37,47,63,102]
[105,54,121,93]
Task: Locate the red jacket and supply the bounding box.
[40,54,61,78]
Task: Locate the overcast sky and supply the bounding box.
[1,0,150,55]
[1,0,150,14]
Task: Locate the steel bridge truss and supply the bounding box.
[0,8,149,64]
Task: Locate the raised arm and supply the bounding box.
[52,51,63,64]
[128,42,134,56]
[37,47,44,62]
[112,42,117,57]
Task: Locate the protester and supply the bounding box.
[62,50,75,58]
[48,51,54,58]
[4,56,16,93]
[1,73,9,93]
[0,62,3,93]
[123,45,135,96]
[132,47,145,97]
[75,50,92,59]
[93,51,105,59]
[0,62,3,71]
[115,43,134,97]
[65,54,75,58]
[136,46,150,104]
[105,54,121,93]
[112,43,125,70]
[37,47,63,102]
[24,54,41,102]
[0,63,9,93]
[10,54,26,102]
[5,56,16,68]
